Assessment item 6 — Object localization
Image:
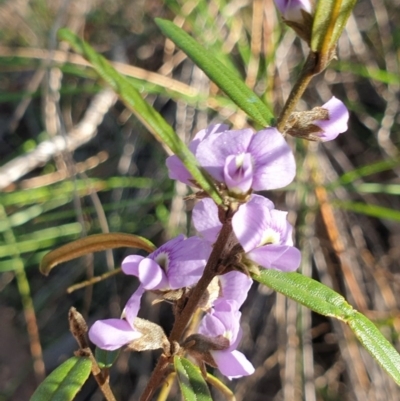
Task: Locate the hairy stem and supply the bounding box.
[276,51,319,133]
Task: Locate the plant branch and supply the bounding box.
[139,209,236,401]
[69,308,117,401]
[276,51,319,133]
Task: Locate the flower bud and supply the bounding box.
[274,0,314,43]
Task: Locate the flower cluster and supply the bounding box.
[88,98,348,379]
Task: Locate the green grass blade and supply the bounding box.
[254,269,400,385]
[333,200,400,222]
[30,356,92,401]
[332,61,400,85]
[174,356,212,401]
[155,18,274,127]
[57,28,223,205]
[328,157,400,188]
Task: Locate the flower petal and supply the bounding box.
[166,124,229,185]
[232,195,275,253]
[218,271,252,308]
[224,153,254,194]
[123,285,145,324]
[137,258,168,290]
[196,129,254,182]
[121,255,145,276]
[211,350,255,379]
[192,198,222,244]
[247,244,301,272]
[88,319,141,351]
[315,96,349,141]
[167,236,210,288]
[248,128,296,190]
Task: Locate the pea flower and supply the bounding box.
[204,271,253,311]
[196,299,254,379]
[167,125,296,194]
[313,97,349,142]
[121,234,211,290]
[88,286,145,351]
[285,96,349,142]
[193,196,301,272]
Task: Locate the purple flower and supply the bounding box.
[166,124,229,186]
[193,196,301,272]
[167,125,296,194]
[218,271,252,308]
[274,0,312,22]
[314,97,349,142]
[204,271,253,311]
[122,235,211,290]
[88,286,145,351]
[198,300,254,379]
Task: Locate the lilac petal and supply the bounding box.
[199,300,241,344]
[196,129,255,182]
[198,311,226,338]
[166,155,193,185]
[88,319,141,351]
[192,198,222,244]
[248,128,296,190]
[247,244,301,272]
[123,285,145,324]
[121,255,145,276]
[232,195,275,253]
[269,209,294,246]
[224,153,254,194]
[167,236,210,289]
[315,97,349,141]
[211,350,255,379]
[166,124,229,185]
[218,271,252,308]
[137,258,168,290]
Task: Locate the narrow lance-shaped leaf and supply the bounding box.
[174,356,212,401]
[57,28,223,205]
[254,269,400,385]
[30,356,92,401]
[155,18,274,127]
[311,0,357,70]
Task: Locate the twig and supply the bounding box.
[0,88,116,190]
[69,307,117,401]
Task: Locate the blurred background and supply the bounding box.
[1,0,400,400]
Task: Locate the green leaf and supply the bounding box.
[254,270,400,385]
[349,312,400,385]
[333,200,400,222]
[311,0,357,69]
[174,356,212,401]
[95,347,120,369]
[311,0,357,53]
[254,269,354,320]
[155,18,274,127]
[57,28,223,205]
[30,356,91,401]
